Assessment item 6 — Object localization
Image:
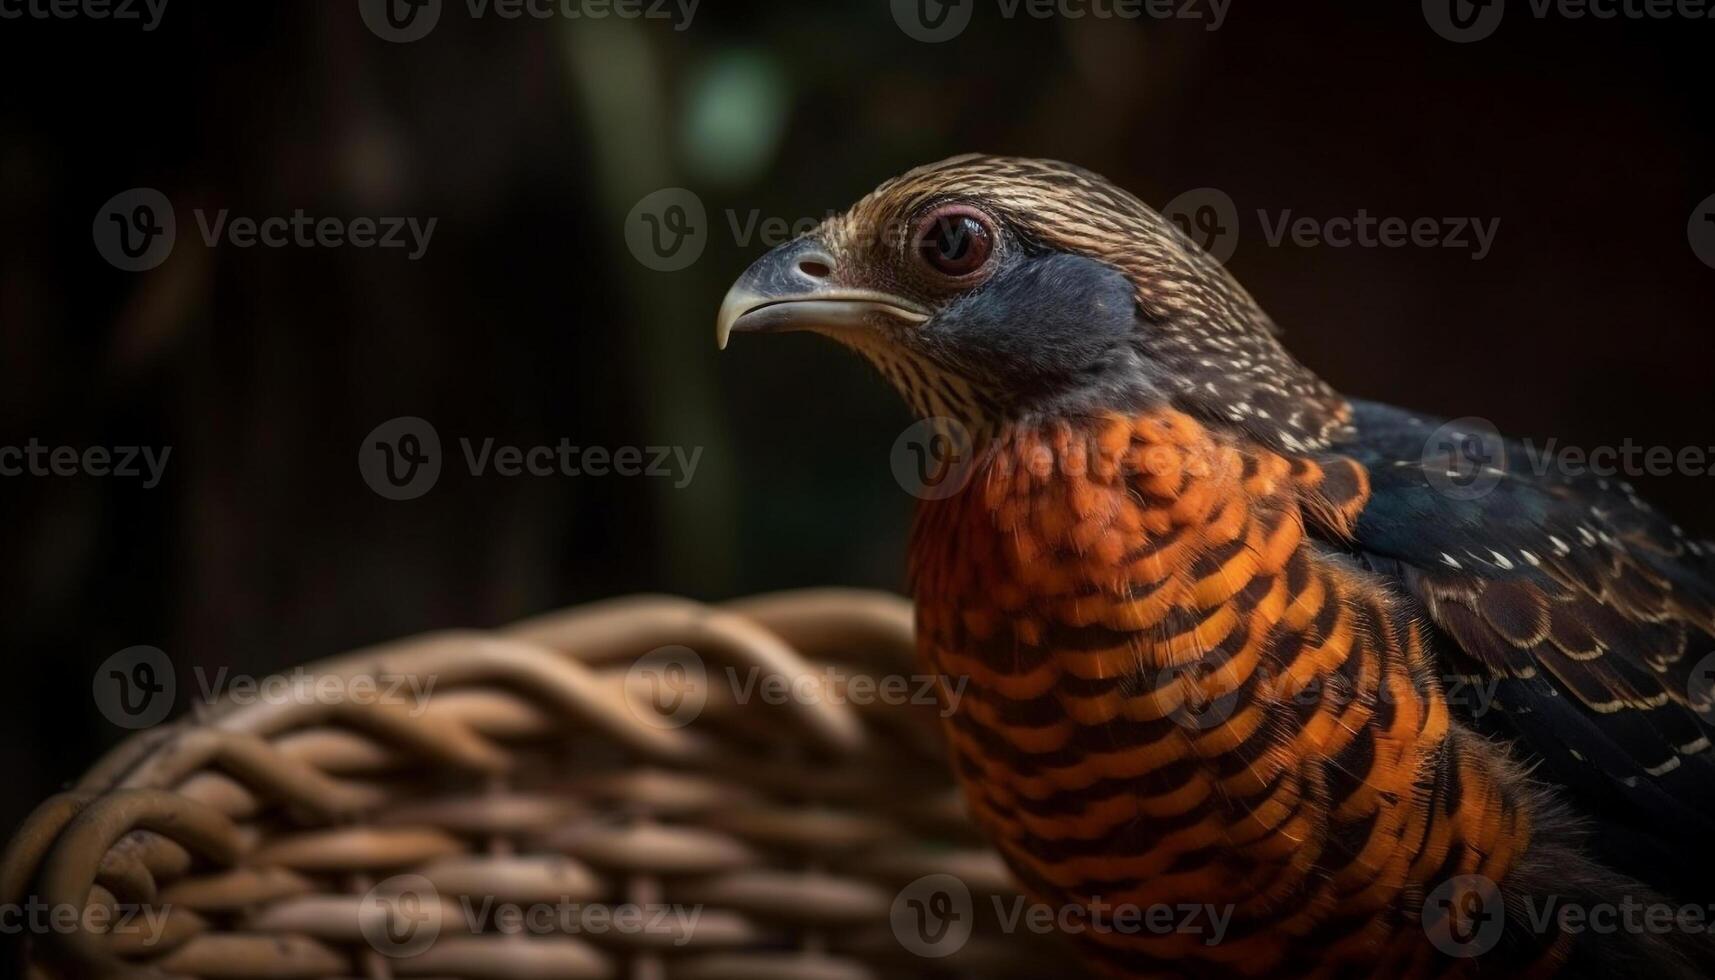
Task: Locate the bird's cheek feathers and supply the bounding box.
[924,251,1142,392]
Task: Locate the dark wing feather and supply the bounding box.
[1327,399,1715,896]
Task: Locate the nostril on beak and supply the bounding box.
[797,254,834,279]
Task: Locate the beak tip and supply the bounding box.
[716,283,762,353]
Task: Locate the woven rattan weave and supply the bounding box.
[3,589,1066,979]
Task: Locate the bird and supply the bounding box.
[715,155,1715,978]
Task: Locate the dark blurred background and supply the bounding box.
[2,0,1710,835]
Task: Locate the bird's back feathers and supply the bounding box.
[1333,399,1715,904]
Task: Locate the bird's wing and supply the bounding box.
[1324,399,1715,849]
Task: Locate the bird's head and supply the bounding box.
[718,155,1349,451]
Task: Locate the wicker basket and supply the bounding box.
[2,589,1067,979]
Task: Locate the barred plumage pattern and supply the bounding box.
[910,410,1550,977]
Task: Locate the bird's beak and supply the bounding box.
[716,237,931,350]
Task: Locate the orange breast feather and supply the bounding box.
[909,411,1551,978]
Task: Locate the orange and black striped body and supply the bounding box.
[912,411,1552,978]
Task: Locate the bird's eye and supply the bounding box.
[913,207,995,278]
